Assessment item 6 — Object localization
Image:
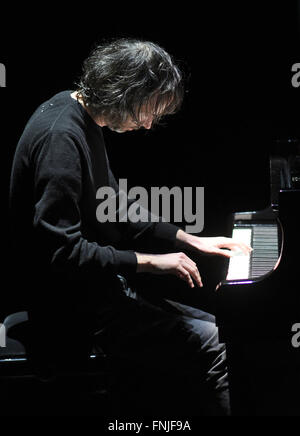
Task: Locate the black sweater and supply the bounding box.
[9,91,179,299]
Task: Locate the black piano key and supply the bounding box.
[229,222,279,279]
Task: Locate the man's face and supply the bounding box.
[107,112,154,133]
[105,98,168,133]
[93,97,168,133]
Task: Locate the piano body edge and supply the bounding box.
[215,189,300,416]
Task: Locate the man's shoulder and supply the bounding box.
[37,90,80,127]
[22,90,86,139]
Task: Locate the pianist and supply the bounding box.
[9,38,251,416]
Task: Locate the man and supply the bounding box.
[9,38,250,415]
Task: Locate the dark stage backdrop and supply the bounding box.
[2,6,300,207]
[1,2,300,306]
[2,3,300,291]
[0,8,299,278]
[0,0,300,420]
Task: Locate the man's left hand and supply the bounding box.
[176,229,252,258]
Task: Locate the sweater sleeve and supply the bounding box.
[32,130,137,277]
[107,165,180,253]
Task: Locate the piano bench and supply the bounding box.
[0,308,197,415]
[0,311,114,414]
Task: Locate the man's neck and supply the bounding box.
[70,91,106,127]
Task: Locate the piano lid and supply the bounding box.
[270,138,300,208]
[270,156,291,208]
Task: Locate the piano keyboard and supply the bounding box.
[227,223,279,280]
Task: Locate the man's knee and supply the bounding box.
[182,317,227,373]
[183,317,221,347]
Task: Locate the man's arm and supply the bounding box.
[135,251,203,288]
[32,131,137,278]
[134,229,252,289]
[107,165,180,252]
[107,167,251,287]
[175,229,252,257]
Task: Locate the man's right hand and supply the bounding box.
[135,252,203,288]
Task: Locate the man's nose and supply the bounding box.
[142,117,153,129]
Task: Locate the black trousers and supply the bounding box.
[88,281,230,416]
[27,275,230,416]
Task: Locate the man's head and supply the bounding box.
[76,38,184,132]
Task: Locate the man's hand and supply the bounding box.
[175,229,252,258]
[135,231,252,289]
[135,252,203,288]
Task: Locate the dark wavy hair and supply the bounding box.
[75,38,184,128]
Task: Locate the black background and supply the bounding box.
[0,1,300,419]
[2,1,300,293]
[2,2,300,226]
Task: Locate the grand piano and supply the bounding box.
[215,140,300,415]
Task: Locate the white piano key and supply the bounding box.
[227,228,252,280]
[226,223,279,280]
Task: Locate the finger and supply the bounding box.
[220,241,252,255]
[214,242,253,257]
[177,266,194,288]
[242,242,253,253]
[182,255,202,281]
[180,252,197,267]
[211,248,234,258]
[178,253,200,284]
[182,261,203,287]
[230,242,252,254]
[178,270,194,288]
